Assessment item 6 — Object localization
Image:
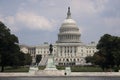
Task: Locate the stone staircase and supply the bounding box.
[39,56,48,66]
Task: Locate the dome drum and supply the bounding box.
[60,27,79,33]
[57,34,80,43]
[58,33,81,35]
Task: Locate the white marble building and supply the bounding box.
[20,7,97,66]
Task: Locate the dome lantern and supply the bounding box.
[67,7,71,19]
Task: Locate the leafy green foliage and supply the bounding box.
[92,52,107,71]
[71,66,103,72]
[0,21,32,72]
[36,55,42,66]
[56,66,65,70]
[85,56,93,63]
[87,34,120,71]
[0,66,29,72]
[0,21,20,71]
[24,54,32,65]
[38,66,46,70]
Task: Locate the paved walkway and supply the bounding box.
[70,72,120,76]
[0,72,120,77]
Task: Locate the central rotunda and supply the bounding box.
[57,7,81,43]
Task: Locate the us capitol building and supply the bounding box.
[20,7,97,66]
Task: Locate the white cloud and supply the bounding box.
[71,0,96,14]
[0,14,14,25]
[27,0,38,3]
[70,0,108,15]
[0,11,56,32]
[0,14,19,32]
[103,17,120,27]
[5,16,15,25]
[0,14,4,22]
[16,11,56,31]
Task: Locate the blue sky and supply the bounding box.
[0,0,120,45]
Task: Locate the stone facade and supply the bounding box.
[20,7,97,66]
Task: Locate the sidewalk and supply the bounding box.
[0,72,120,77]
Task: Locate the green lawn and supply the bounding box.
[0,66,29,72]
[55,66,103,72]
[38,66,46,70]
[71,66,103,72]
[56,66,65,70]
[38,66,103,72]
[0,66,103,72]
[38,66,65,70]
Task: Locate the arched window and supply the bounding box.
[68,49,69,53]
[81,49,83,52]
[86,50,88,53]
[56,58,57,61]
[66,59,69,62]
[59,59,61,61]
[74,59,76,62]
[65,50,66,53]
[89,50,91,53]
[70,50,72,53]
[63,59,65,61]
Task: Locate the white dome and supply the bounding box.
[60,18,80,34]
[63,19,76,24]
[57,7,81,43]
[60,18,78,29]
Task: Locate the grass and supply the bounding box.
[0,66,103,72]
[38,66,65,70]
[38,66,66,70]
[38,66,46,70]
[56,66,103,72]
[0,66,29,72]
[56,66,65,70]
[38,66,103,72]
[71,66,103,72]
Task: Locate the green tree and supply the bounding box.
[36,55,42,66]
[18,52,26,66]
[92,52,107,71]
[97,34,114,68]
[112,37,120,67]
[85,56,93,63]
[0,21,21,72]
[24,53,32,65]
[95,34,120,71]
